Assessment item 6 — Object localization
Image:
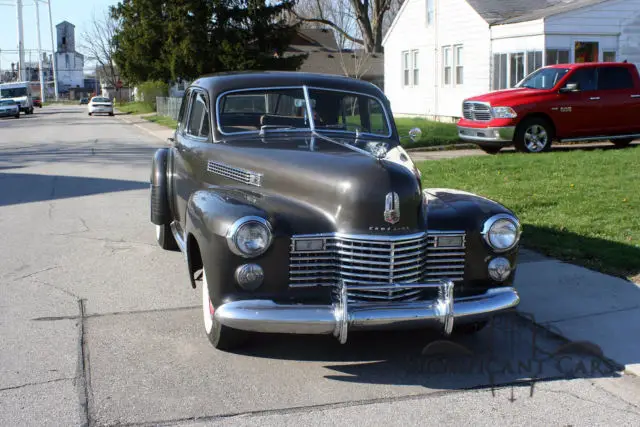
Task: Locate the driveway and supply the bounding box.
[1,106,639,426]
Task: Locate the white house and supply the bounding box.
[383,0,640,121]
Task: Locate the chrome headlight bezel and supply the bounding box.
[491,106,518,119]
[481,214,521,253]
[226,216,273,258]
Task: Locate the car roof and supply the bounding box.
[545,62,635,70]
[190,71,386,100]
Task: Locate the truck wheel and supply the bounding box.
[514,118,553,153]
[15,113,20,119]
[610,138,633,148]
[202,268,248,351]
[155,223,178,250]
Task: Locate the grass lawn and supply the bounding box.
[116,101,155,115]
[395,117,459,148]
[417,146,640,280]
[144,115,177,129]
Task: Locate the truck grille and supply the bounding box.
[289,231,466,303]
[463,102,492,121]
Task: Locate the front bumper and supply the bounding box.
[458,126,516,143]
[214,281,520,344]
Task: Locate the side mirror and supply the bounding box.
[408,127,422,142]
[559,83,579,93]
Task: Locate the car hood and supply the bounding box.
[466,87,549,106]
[203,134,425,234]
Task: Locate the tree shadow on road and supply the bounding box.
[0,172,148,207]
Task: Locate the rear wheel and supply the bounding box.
[611,138,633,148]
[88,112,92,116]
[202,268,248,351]
[514,117,553,153]
[14,112,20,119]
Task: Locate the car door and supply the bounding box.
[172,88,213,230]
[553,67,601,137]
[596,65,639,134]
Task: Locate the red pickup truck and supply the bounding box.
[457,62,640,153]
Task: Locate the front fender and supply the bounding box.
[184,188,336,306]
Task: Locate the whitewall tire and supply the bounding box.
[201,268,247,350]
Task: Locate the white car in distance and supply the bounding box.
[88,96,114,116]
[0,100,20,119]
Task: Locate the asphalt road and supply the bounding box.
[1,106,639,426]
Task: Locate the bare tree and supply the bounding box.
[79,11,119,99]
[292,0,405,53]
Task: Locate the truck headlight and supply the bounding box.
[491,106,517,119]
[481,214,521,252]
[227,216,273,258]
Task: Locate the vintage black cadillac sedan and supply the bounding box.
[150,71,521,350]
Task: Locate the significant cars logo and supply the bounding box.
[384,192,400,224]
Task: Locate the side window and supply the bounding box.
[176,90,190,130]
[186,92,210,139]
[598,67,634,90]
[566,68,597,91]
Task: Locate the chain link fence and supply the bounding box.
[156,97,183,120]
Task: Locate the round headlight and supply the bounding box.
[488,257,512,281]
[482,214,520,252]
[227,216,272,258]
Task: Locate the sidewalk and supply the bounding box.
[515,249,640,376]
[119,112,640,376]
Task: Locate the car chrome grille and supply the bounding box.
[463,102,492,122]
[289,231,466,303]
[206,160,263,187]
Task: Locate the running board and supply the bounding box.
[560,133,640,143]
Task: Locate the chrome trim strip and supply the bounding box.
[207,160,263,187]
[457,125,516,143]
[214,285,520,343]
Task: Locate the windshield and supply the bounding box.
[0,87,28,98]
[516,68,570,90]
[217,87,391,138]
[92,97,111,103]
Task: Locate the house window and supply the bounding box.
[603,51,616,62]
[455,45,463,85]
[412,50,419,85]
[443,46,452,85]
[575,41,599,63]
[426,0,435,26]
[493,53,508,90]
[546,49,570,65]
[402,51,410,86]
[526,51,543,75]
[402,50,419,86]
[510,52,525,87]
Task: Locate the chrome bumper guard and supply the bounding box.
[458,126,516,143]
[214,281,520,344]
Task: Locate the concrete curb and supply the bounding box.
[115,111,173,143]
[406,143,478,152]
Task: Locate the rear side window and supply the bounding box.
[566,68,597,91]
[597,67,634,90]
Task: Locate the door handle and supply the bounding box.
[589,97,600,100]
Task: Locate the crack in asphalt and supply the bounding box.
[0,377,78,393]
[78,299,93,427]
[10,266,60,282]
[543,388,640,417]
[31,305,200,322]
[50,233,157,248]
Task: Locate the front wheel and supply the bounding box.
[155,223,178,250]
[202,269,248,351]
[14,113,20,119]
[611,138,634,148]
[514,118,553,153]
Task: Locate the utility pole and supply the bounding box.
[35,0,46,101]
[46,0,59,100]
[16,0,26,81]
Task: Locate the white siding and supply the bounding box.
[545,0,640,69]
[383,0,490,119]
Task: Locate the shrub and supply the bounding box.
[137,80,169,108]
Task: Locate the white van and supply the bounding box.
[0,81,34,115]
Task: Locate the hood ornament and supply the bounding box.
[384,192,400,224]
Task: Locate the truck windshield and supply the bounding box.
[0,87,28,98]
[517,68,570,90]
